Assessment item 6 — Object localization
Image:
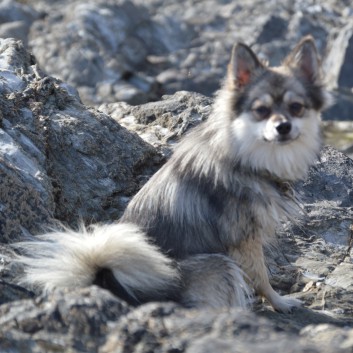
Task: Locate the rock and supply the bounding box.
[0,0,40,47]
[321,21,353,121]
[0,0,351,123]
[323,90,353,121]
[92,303,353,353]
[323,22,353,91]
[1,293,352,353]
[99,91,213,156]
[0,0,39,27]
[337,31,353,90]
[0,38,54,241]
[0,21,31,46]
[0,280,33,305]
[0,286,130,353]
[28,0,153,105]
[26,0,194,106]
[0,38,161,241]
[257,15,288,44]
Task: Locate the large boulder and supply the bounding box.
[0,38,160,242]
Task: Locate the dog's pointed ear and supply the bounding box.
[284,36,321,83]
[228,43,262,89]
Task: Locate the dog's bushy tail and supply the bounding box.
[14,223,180,305]
[14,223,252,308]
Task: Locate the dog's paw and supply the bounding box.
[271,295,302,313]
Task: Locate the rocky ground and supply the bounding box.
[2,0,353,153]
[0,0,353,117]
[0,0,353,352]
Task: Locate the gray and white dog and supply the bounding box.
[16,36,330,312]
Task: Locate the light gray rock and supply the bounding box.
[0,0,351,122]
[0,21,31,46]
[26,0,193,106]
[99,91,213,156]
[102,303,352,353]
[0,0,39,27]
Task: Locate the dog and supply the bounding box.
[15,36,330,312]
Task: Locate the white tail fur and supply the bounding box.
[14,223,179,302]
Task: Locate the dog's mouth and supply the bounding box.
[263,133,300,145]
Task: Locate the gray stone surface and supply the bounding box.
[0,37,160,241]
[99,91,213,156]
[0,286,129,353]
[0,0,352,121]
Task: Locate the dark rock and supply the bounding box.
[0,280,34,305]
[288,13,328,54]
[0,0,349,122]
[323,90,353,121]
[0,0,39,27]
[0,286,130,353]
[257,16,288,44]
[27,0,194,105]
[321,22,353,123]
[301,145,353,206]
[0,38,161,241]
[338,29,353,89]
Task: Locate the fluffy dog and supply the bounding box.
[15,36,330,312]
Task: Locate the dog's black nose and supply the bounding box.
[276,121,291,135]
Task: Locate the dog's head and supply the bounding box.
[223,36,331,181]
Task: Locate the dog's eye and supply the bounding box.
[254,106,271,119]
[289,102,304,116]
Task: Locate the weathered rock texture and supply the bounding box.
[0,37,160,242]
[99,91,213,157]
[1,0,353,122]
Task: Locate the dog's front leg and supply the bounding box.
[230,238,301,313]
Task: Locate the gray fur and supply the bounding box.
[120,36,329,311]
[120,40,325,258]
[121,156,298,258]
[15,37,330,311]
[180,254,252,309]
